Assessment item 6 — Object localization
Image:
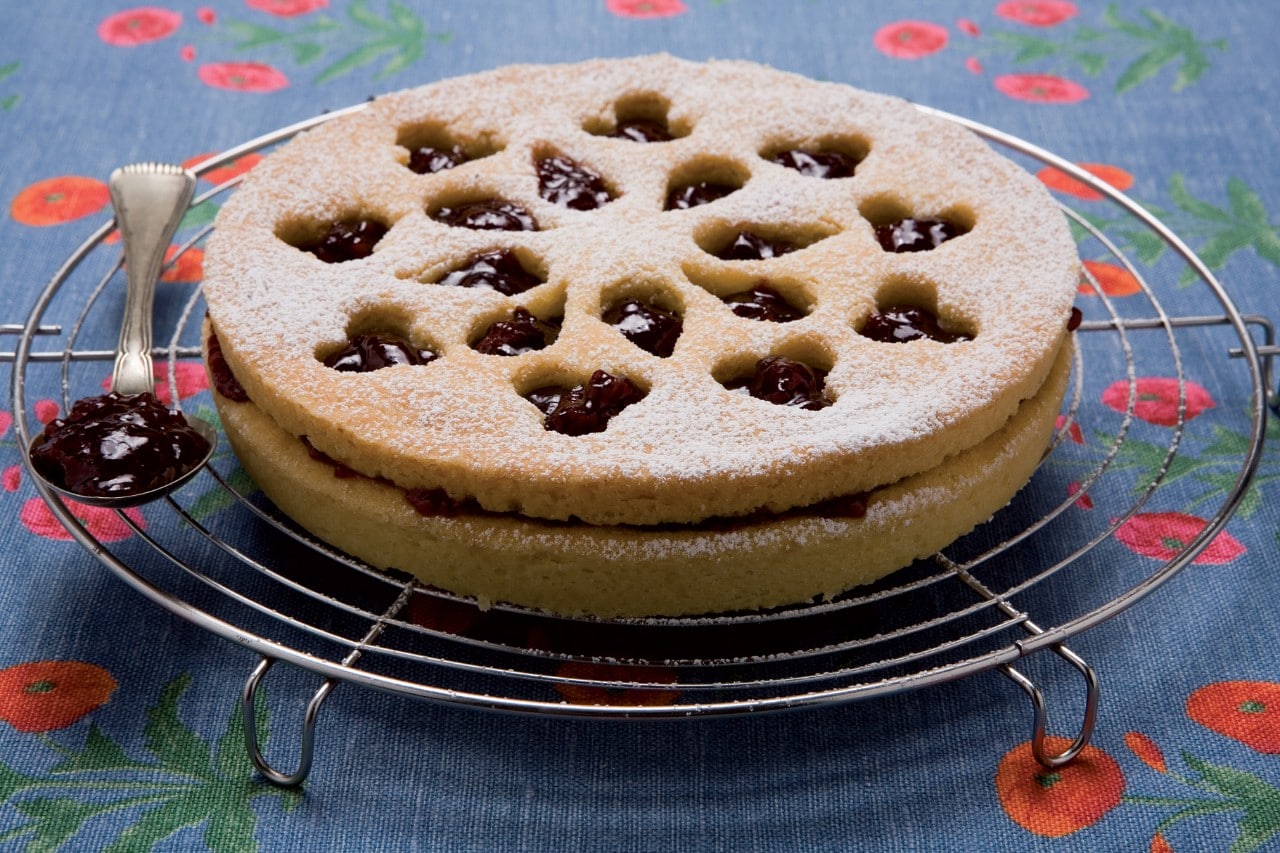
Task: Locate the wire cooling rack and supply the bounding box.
[6,105,1276,785]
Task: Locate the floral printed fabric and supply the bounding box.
[1,1,1278,850]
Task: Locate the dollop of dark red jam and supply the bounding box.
[1068,306,1083,331]
[206,328,249,402]
[859,305,971,344]
[602,298,682,358]
[536,155,613,210]
[30,392,211,499]
[432,199,537,231]
[525,370,646,436]
[874,218,965,252]
[302,219,388,263]
[726,355,832,410]
[405,487,478,518]
[715,230,798,261]
[407,144,469,175]
[723,284,804,323]
[436,250,542,296]
[609,118,674,143]
[473,308,559,356]
[810,491,870,518]
[666,181,738,210]
[322,333,437,372]
[771,149,858,179]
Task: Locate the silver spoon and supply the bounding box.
[28,163,217,507]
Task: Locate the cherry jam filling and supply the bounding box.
[473,308,559,356]
[666,181,737,210]
[859,305,971,344]
[300,435,360,478]
[526,370,646,436]
[602,298,682,357]
[715,230,798,261]
[302,219,388,263]
[433,199,537,231]
[723,284,804,322]
[206,328,249,402]
[322,333,437,372]
[726,355,832,410]
[436,250,542,296]
[29,392,211,499]
[1068,306,1083,331]
[536,155,613,210]
[770,149,858,179]
[405,487,479,517]
[874,218,965,253]
[407,144,469,175]
[609,118,674,143]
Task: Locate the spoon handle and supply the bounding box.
[108,163,197,397]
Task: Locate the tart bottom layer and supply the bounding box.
[210,343,1072,619]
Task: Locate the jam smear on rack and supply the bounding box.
[433,199,538,231]
[859,305,971,344]
[723,284,804,322]
[407,145,469,175]
[537,155,613,210]
[437,250,542,296]
[322,333,437,372]
[602,298,682,357]
[526,370,646,436]
[666,181,737,210]
[473,308,559,356]
[874,218,965,253]
[716,231,798,261]
[771,149,858,179]
[303,219,388,263]
[29,392,211,498]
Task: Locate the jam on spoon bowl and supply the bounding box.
[26,163,217,508]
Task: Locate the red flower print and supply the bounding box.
[0,661,117,732]
[198,61,289,92]
[995,73,1089,103]
[1037,163,1134,201]
[20,497,146,543]
[1151,834,1174,853]
[3,465,22,492]
[98,7,182,46]
[995,1,1078,27]
[1066,482,1093,509]
[1080,260,1141,297]
[1114,512,1245,564]
[553,661,680,706]
[1124,731,1167,773]
[197,6,216,24]
[100,360,208,405]
[246,0,328,15]
[159,245,204,283]
[1101,377,1215,426]
[34,400,60,424]
[606,0,687,18]
[0,409,10,439]
[181,44,196,62]
[996,736,1124,837]
[965,56,984,74]
[181,151,263,184]
[874,21,949,59]
[1187,681,1280,753]
[10,176,110,226]
[1056,415,1084,444]
[957,18,980,37]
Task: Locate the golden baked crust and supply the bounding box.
[201,55,1079,527]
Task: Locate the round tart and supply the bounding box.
[201,55,1081,617]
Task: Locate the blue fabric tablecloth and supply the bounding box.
[2,2,1278,850]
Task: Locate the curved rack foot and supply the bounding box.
[1000,643,1100,769]
[241,656,338,787]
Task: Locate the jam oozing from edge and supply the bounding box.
[29,392,211,498]
[601,298,682,358]
[302,219,388,263]
[1068,306,1083,331]
[874,218,965,253]
[322,333,438,372]
[526,370,646,436]
[723,284,804,322]
[436,249,543,296]
[407,144,469,175]
[206,328,249,402]
[300,435,360,478]
[859,305,971,344]
[405,487,479,518]
[536,155,613,210]
[726,355,832,410]
[770,149,858,179]
[666,181,738,210]
[609,118,674,143]
[715,230,798,261]
[432,199,537,231]
[473,308,559,356]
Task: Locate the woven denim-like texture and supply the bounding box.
[1,2,1278,850]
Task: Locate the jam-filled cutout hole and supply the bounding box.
[600,291,683,358]
[395,122,500,175]
[761,135,867,179]
[664,158,748,211]
[694,221,834,261]
[858,277,974,344]
[520,370,648,436]
[427,248,546,296]
[585,92,686,142]
[280,216,390,263]
[470,307,561,356]
[534,148,615,211]
[716,347,835,410]
[316,316,439,372]
[683,266,813,322]
[429,193,538,231]
[859,196,973,253]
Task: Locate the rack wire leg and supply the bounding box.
[241,656,338,787]
[1000,643,1100,769]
